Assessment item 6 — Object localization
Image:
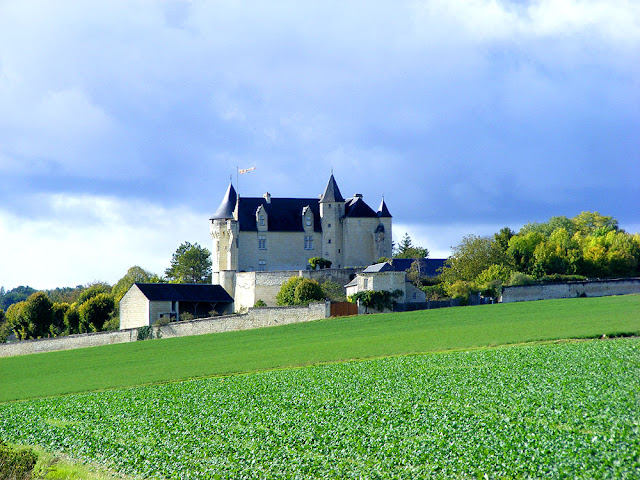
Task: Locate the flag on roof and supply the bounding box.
[239,167,255,174]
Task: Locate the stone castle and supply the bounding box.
[209,174,392,306]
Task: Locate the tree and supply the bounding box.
[112,266,160,303]
[507,232,545,273]
[77,283,112,305]
[5,301,28,340]
[165,242,212,284]
[64,303,81,334]
[22,292,53,339]
[441,235,506,284]
[393,233,429,259]
[50,303,70,336]
[78,293,115,333]
[0,309,9,343]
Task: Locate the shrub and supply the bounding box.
[137,326,154,341]
[507,272,536,286]
[276,277,325,306]
[349,290,403,313]
[445,281,478,305]
[293,279,324,305]
[308,257,332,270]
[0,440,38,480]
[180,312,195,322]
[320,281,346,302]
[253,300,267,307]
[422,283,448,301]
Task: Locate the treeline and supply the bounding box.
[0,242,212,343]
[415,211,640,302]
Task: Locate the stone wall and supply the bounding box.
[157,302,329,338]
[0,329,137,358]
[0,302,329,358]
[500,278,640,303]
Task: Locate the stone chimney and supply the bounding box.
[263,192,271,203]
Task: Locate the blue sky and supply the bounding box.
[1,0,638,290]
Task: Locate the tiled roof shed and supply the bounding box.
[134,283,234,303]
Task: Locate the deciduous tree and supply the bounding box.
[165,242,212,284]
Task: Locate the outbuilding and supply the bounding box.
[119,283,234,329]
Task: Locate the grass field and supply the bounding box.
[1,338,638,479]
[1,294,639,402]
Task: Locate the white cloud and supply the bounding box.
[0,194,212,291]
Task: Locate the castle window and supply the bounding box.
[258,235,266,250]
[328,239,332,244]
[258,260,266,271]
[260,216,265,226]
[304,235,313,250]
[306,217,312,227]
[328,223,331,228]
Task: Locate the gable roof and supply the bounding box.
[319,174,345,203]
[211,183,237,220]
[134,283,233,303]
[237,197,322,232]
[362,262,395,273]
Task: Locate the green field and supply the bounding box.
[1,295,639,402]
[1,338,638,478]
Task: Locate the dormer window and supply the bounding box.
[256,205,268,231]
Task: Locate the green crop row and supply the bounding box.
[1,338,639,479]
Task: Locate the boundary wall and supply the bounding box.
[0,302,329,358]
[234,268,360,310]
[500,278,640,303]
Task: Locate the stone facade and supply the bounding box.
[500,278,640,303]
[345,262,427,309]
[210,174,392,278]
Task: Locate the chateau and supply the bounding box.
[209,174,392,297]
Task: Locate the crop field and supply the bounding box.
[1,337,638,479]
[2,294,639,403]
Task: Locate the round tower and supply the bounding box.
[210,183,239,297]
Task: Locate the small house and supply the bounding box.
[120,283,234,329]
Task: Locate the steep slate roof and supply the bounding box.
[362,262,395,273]
[134,283,233,303]
[344,196,378,218]
[389,258,447,277]
[237,197,322,232]
[319,174,345,203]
[377,198,392,218]
[211,183,237,220]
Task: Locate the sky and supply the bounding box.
[0,0,639,291]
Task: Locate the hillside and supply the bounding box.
[1,294,639,403]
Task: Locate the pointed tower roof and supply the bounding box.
[319,174,345,203]
[210,183,237,220]
[377,198,392,218]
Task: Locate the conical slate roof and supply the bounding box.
[319,174,345,203]
[211,183,237,220]
[377,198,392,218]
